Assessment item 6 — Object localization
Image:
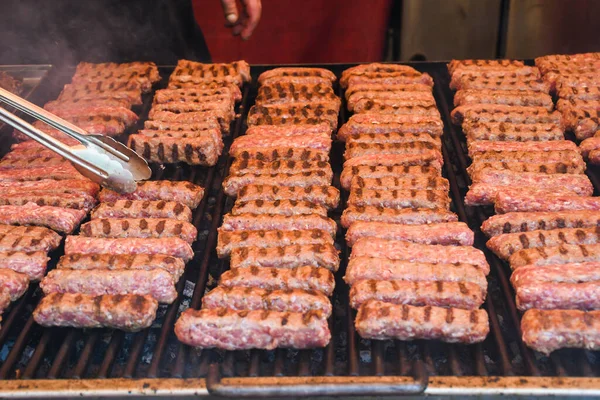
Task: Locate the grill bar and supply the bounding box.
[0,62,597,397]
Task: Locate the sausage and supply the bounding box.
[236,185,340,209]
[0,179,99,197]
[495,193,600,214]
[467,161,585,175]
[590,149,600,165]
[345,131,441,147]
[345,72,433,88]
[151,93,233,110]
[351,238,489,274]
[229,133,332,156]
[174,308,330,350]
[353,99,440,117]
[344,141,440,161]
[355,300,489,343]
[0,203,87,234]
[220,214,336,238]
[469,170,593,196]
[222,170,333,197]
[453,89,552,110]
[561,107,600,140]
[349,280,485,310]
[229,243,340,272]
[556,85,600,101]
[247,103,339,130]
[451,76,550,92]
[64,236,194,261]
[217,229,333,257]
[230,200,328,217]
[467,140,577,155]
[344,256,487,289]
[0,154,69,170]
[153,86,241,103]
[481,210,600,237]
[170,60,251,85]
[350,176,449,191]
[58,253,185,280]
[0,192,97,210]
[127,134,221,166]
[579,135,600,159]
[346,221,474,247]
[202,287,332,317]
[521,309,600,355]
[255,83,340,107]
[258,67,336,85]
[219,266,335,296]
[144,118,221,133]
[99,180,204,209]
[487,226,600,260]
[347,188,450,210]
[40,269,178,303]
[233,148,329,163]
[462,121,564,142]
[341,206,457,228]
[337,114,443,141]
[0,231,61,253]
[343,152,443,168]
[34,293,158,331]
[447,59,525,75]
[0,251,49,281]
[511,263,600,310]
[79,218,197,244]
[342,63,420,86]
[473,151,584,165]
[0,268,30,300]
[167,79,241,92]
[451,105,560,125]
[347,90,435,111]
[465,185,577,207]
[91,200,192,222]
[509,243,600,269]
[51,106,138,127]
[340,164,442,190]
[244,123,332,137]
[0,165,86,182]
[345,83,431,101]
[229,159,332,177]
[450,68,541,89]
[44,98,133,112]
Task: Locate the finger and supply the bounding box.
[220,0,239,24]
[240,0,262,39]
[232,11,248,36]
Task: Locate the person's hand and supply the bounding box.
[220,0,262,40]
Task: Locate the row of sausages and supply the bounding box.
[338,63,489,344]
[175,67,342,350]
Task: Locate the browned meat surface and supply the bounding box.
[41,268,178,303]
[80,218,197,244]
[355,300,489,343]
[217,229,333,257]
[230,200,328,217]
[481,210,600,237]
[229,243,340,271]
[236,185,340,209]
[349,280,485,310]
[341,206,457,228]
[219,266,335,296]
[34,293,158,332]
[175,308,330,350]
[91,200,192,222]
[99,180,204,209]
[521,309,600,354]
[202,287,332,317]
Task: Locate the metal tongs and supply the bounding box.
[0,87,151,193]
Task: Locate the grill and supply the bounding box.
[0,62,598,398]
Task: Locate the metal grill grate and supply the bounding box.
[0,63,597,397]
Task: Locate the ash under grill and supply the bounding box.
[0,63,597,397]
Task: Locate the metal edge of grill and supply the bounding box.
[0,62,597,398]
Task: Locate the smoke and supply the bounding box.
[0,0,201,66]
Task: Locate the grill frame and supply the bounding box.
[0,62,598,398]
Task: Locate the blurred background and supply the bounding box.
[194,0,600,63]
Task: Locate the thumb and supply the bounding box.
[221,0,239,23]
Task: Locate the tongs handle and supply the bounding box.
[0,106,109,179]
[0,87,129,162]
